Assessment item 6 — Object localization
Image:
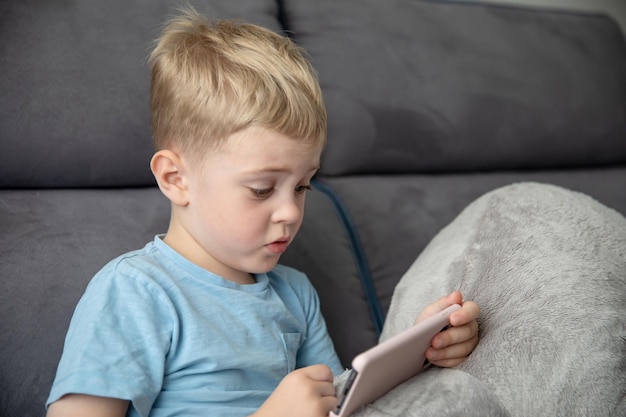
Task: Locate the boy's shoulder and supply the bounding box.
[99,239,161,275]
[85,238,175,293]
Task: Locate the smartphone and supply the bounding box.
[330,304,462,417]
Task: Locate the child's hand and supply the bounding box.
[415,291,480,368]
[251,364,338,417]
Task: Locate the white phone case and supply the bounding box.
[330,304,461,417]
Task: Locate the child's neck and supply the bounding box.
[162,229,256,285]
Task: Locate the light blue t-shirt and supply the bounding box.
[47,236,343,417]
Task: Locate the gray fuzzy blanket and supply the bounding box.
[339,182,626,417]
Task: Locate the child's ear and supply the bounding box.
[150,150,189,206]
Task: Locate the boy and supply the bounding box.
[46,9,479,417]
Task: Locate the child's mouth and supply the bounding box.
[266,239,289,254]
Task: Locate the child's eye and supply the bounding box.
[295,184,312,194]
[250,188,274,199]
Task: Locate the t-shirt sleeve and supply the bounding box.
[46,260,175,417]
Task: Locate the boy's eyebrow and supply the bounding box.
[243,164,320,175]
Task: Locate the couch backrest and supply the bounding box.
[4,0,624,188]
[281,0,626,176]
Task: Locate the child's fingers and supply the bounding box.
[416,296,480,369]
[426,353,470,368]
[449,300,480,327]
[431,319,478,349]
[299,364,335,383]
[414,291,463,324]
[426,333,479,366]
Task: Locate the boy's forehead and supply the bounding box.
[242,160,320,175]
[229,127,322,156]
[237,147,322,174]
[200,126,323,173]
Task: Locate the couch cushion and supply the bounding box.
[282,0,626,175]
[0,0,282,188]
[0,188,170,417]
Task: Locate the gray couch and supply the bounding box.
[1,1,625,416]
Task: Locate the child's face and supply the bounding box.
[168,126,322,284]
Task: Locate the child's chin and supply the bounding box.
[250,259,280,274]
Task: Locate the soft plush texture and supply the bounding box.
[338,183,626,416]
[342,368,509,417]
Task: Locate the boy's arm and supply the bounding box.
[47,394,129,417]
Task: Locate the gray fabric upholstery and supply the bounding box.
[283,0,626,175]
[0,1,162,187]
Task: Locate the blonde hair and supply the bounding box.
[148,8,326,160]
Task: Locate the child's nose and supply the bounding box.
[272,195,302,224]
